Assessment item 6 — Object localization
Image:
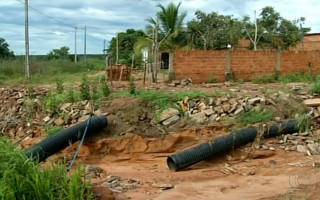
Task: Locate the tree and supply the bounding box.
[0,38,15,59]
[108,29,146,66]
[187,11,244,50]
[244,7,310,50]
[148,2,187,82]
[47,46,70,60]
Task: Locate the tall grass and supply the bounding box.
[0,137,95,200]
[0,58,105,85]
[278,73,313,83]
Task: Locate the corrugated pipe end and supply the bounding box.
[167,156,178,171]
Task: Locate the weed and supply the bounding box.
[296,114,311,133]
[208,76,217,83]
[278,73,313,83]
[44,125,64,136]
[23,98,36,123]
[0,137,95,200]
[55,76,64,94]
[66,87,76,103]
[28,85,35,99]
[236,79,244,84]
[44,90,66,114]
[129,76,136,95]
[310,76,320,94]
[80,74,91,100]
[91,85,99,100]
[252,74,275,84]
[100,79,110,97]
[236,109,274,125]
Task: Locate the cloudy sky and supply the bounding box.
[1,0,320,55]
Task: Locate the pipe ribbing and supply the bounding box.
[26,115,108,162]
[167,120,298,171]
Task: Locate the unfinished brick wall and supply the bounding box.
[174,50,320,83]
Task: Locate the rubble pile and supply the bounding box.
[157,95,278,126]
[0,86,105,141]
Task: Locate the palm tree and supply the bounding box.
[135,2,187,83]
[157,2,187,81]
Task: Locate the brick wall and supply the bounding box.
[174,50,320,83]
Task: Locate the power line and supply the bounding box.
[15,0,73,28]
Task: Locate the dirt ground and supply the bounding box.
[16,72,320,200]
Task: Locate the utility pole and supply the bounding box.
[25,0,30,78]
[74,26,77,63]
[84,25,87,65]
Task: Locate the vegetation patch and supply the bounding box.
[0,137,95,200]
[236,109,274,125]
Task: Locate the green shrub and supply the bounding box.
[278,73,313,83]
[66,87,76,103]
[100,79,110,97]
[55,76,64,94]
[310,76,320,94]
[80,74,91,100]
[296,114,311,133]
[0,137,95,200]
[208,76,217,83]
[91,85,99,100]
[129,76,136,95]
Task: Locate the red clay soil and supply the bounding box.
[54,126,320,200]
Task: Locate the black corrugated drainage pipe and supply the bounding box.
[26,115,108,162]
[167,120,298,171]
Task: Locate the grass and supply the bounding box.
[236,109,274,125]
[310,76,320,94]
[252,74,275,84]
[278,73,313,83]
[0,58,105,86]
[0,137,96,200]
[296,114,311,133]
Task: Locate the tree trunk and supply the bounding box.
[168,50,174,81]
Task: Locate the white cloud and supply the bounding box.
[0,0,319,54]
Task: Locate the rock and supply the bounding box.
[198,102,206,111]
[221,97,229,102]
[269,147,276,151]
[241,170,255,176]
[229,88,240,92]
[215,98,222,106]
[54,118,64,126]
[313,162,320,168]
[222,103,231,112]
[208,97,214,105]
[234,106,244,115]
[248,97,261,106]
[214,106,223,114]
[191,112,207,124]
[284,135,288,143]
[180,78,192,86]
[188,100,196,108]
[60,103,72,112]
[158,108,180,122]
[178,101,188,112]
[162,115,180,126]
[94,109,102,116]
[290,146,297,151]
[42,116,51,123]
[228,98,237,105]
[296,145,307,154]
[303,99,320,107]
[262,144,269,150]
[84,101,94,115]
[307,143,320,155]
[274,117,281,122]
[152,182,174,190]
[299,132,309,136]
[203,109,215,117]
[209,114,219,121]
[228,104,237,114]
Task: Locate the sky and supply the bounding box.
[1,0,320,55]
